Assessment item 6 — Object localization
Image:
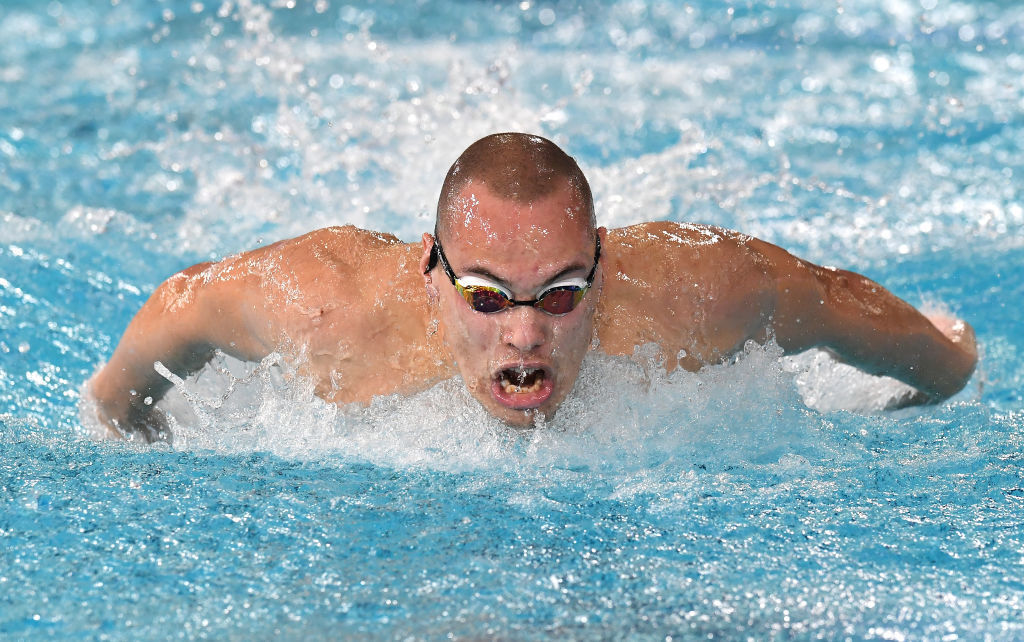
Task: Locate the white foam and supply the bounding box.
[79,339,937,472]
[781,349,920,413]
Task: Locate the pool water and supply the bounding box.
[2,0,1024,638]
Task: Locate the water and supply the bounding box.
[2,0,1023,638]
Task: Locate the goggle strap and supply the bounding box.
[424,243,439,274]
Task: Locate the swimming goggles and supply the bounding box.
[426,236,601,315]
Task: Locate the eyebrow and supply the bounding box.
[459,261,590,291]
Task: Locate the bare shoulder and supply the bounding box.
[191,225,404,290]
[159,226,415,349]
[606,221,770,283]
[599,221,777,367]
[610,220,740,245]
[233,225,431,401]
[246,225,403,269]
[297,225,404,252]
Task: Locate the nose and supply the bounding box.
[501,305,548,353]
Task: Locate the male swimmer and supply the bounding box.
[89,133,978,441]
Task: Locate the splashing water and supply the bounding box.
[3,0,1023,638]
[83,340,942,474]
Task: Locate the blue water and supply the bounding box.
[2,0,1024,638]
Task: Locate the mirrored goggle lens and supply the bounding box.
[457,283,589,315]
[535,286,586,315]
[462,285,513,313]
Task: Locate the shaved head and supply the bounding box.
[424,133,603,427]
[435,133,595,242]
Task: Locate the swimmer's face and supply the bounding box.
[421,182,603,427]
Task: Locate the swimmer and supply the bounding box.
[88,133,978,441]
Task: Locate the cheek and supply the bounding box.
[550,311,596,360]
[440,300,496,361]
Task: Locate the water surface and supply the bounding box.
[1,0,1023,638]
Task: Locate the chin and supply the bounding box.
[495,406,546,428]
[479,392,559,428]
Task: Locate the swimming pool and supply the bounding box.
[2,0,1023,637]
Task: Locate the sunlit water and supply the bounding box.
[2,0,1023,638]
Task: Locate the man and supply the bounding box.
[89,133,978,441]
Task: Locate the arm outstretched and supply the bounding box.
[751,239,977,403]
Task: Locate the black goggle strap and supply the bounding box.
[585,235,601,285]
[431,238,460,287]
[425,241,439,275]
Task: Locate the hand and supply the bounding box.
[926,313,977,360]
[89,381,172,443]
[125,405,172,443]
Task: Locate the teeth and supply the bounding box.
[500,368,544,394]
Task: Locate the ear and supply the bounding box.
[420,232,439,299]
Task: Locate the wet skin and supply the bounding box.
[420,181,601,426]
[89,183,978,439]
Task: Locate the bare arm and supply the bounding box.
[88,260,271,440]
[751,239,977,403]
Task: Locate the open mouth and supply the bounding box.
[499,366,544,394]
[491,365,554,410]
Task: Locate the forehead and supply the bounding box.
[443,181,593,259]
